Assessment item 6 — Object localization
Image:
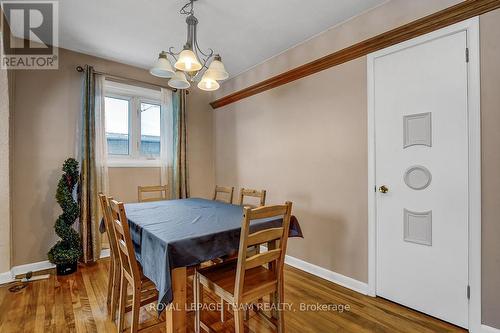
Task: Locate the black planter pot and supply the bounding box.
[56,261,77,275]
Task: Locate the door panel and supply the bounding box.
[374,30,469,328]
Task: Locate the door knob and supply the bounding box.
[379,185,389,193]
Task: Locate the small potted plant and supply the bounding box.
[48,158,82,275]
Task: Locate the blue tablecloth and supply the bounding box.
[101,198,303,312]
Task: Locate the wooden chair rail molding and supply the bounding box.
[210,0,500,109]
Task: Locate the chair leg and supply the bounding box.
[130,285,141,333]
[243,308,249,321]
[220,296,225,322]
[234,307,244,333]
[111,260,121,321]
[277,285,285,333]
[199,280,204,305]
[194,273,200,333]
[270,292,277,319]
[107,257,114,309]
[118,274,127,333]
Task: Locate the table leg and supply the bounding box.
[166,267,187,333]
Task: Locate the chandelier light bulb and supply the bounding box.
[198,72,220,91]
[175,49,202,72]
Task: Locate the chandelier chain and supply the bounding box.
[180,0,195,16]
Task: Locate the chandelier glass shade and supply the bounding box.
[150,52,175,78]
[205,55,229,80]
[197,72,220,91]
[168,71,191,89]
[175,49,202,72]
[150,0,228,91]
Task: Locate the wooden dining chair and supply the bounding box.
[213,185,234,204]
[109,199,164,333]
[138,185,168,203]
[239,188,266,208]
[98,193,121,322]
[194,202,293,333]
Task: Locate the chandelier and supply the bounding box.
[149,0,228,91]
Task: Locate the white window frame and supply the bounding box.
[104,80,163,167]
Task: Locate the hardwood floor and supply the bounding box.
[0,258,465,333]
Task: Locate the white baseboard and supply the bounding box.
[480,324,500,333]
[3,250,110,283]
[10,260,55,278]
[0,250,109,285]
[257,245,369,295]
[283,253,369,295]
[0,271,14,285]
[0,260,56,285]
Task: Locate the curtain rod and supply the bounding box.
[75,65,189,94]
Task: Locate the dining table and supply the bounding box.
[100,197,303,333]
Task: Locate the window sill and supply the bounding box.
[107,159,161,168]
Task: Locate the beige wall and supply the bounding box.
[479,9,500,329]
[186,90,216,199]
[108,167,161,203]
[214,0,461,289]
[0,22,11,273]
[11,47,215,266]
[213,0,499,328]
[215,58,368,281]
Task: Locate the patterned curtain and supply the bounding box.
[171,90,190,199]
[79,65,105,263]
[160,88,173,189]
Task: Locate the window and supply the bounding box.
[140,102,161,156]
[105,97,130,155]
[104,81,165,167]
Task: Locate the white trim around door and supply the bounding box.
[367,17,481,332]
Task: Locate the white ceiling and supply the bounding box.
[18,0,387,77]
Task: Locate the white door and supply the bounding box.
[373,30,469,327]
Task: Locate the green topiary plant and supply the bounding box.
[48,158,82,266]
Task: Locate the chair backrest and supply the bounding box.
[213,185,234,204]
[138,185,168,203]
[109,199,141,284]
[234,202,293,301]
[238,188,266,208]
[98,193,120,264]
